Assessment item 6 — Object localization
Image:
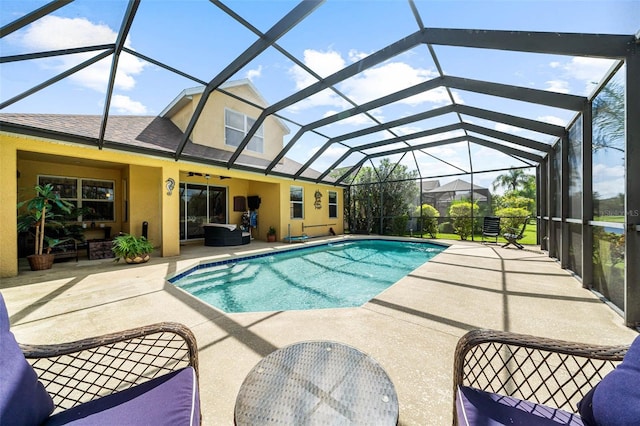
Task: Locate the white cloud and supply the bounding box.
[552,57,616,95]
[593,163,625,198]
[287,49,444,114]
[245,65,262,82]
[537,115,566,126]
[562,57,614,83]
[14,15,146,94]
[289,49,345,90]
[339,61,439,104]
[495,123,523,134]
[111,95,147,114]
[544,79,570,94]
[287,88,349,113]
[348,49,369,62]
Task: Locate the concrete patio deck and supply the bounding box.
[1,236,637,425]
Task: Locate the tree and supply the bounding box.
[592,80,624,153]
[492,169,529,193]
[348,159,418,234]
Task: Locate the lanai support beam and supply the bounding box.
[422,28,633,58]
[625,43,640,327]
[227,30,428,166]
[443,76,587,111]
[0,0,72,38]
[174,0,323,160]
[98,0,139,149]
[266,77,443,172]
[294,103,562,178]
[582,106,593,288]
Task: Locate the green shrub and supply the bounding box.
[439,221,453,233]
[495,207,529,234]
[414,204,440,238]
[448,201,478,240]
[392,213,409,236]
[112,234,154,262]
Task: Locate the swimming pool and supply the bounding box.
[169,239,446,313]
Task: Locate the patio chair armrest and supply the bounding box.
[453,329,628,416]
[20,322,198,412]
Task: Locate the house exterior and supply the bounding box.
[1,80,343,277]
[421,179,490,217]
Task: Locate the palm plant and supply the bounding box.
[592,80,624,153]
[492,169,528,193]
[17,184,74,256]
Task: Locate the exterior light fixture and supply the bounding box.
[165,178,175,195]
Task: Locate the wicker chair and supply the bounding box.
[452,329,631,425]
[22,323,199,411]
[1,290,201,425]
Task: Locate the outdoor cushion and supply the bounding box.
[456,386,584,425]
[44,366,200,426]
[578,335,640,426]
[0,292,55,426]
[204,223,237,231]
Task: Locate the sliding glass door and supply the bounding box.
[179,183,227,240]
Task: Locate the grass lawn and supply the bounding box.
[419,222,538,245]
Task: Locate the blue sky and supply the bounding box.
[1,1,637,194]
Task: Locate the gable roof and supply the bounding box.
[160,80,290,134]
[424,179,487,193]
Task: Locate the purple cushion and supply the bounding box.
[588,335,640,426]
[456,386,584,425]
[0,292,55,426]
[44,366,200,426]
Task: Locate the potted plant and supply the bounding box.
[17,184,74,271]
[112,233,154,264]
[267,226,277,242]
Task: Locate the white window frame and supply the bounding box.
[224,108,264,154]
[328,190,338,218]
[290,186,304,219]
[38,175,115,222]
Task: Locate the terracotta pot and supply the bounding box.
[26,254,55,271]
[267,234,276,242]
[125,254,150,264]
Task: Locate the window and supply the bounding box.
[225,109,264,153]
[328,191,338,218]
[290,186,303,219]
[39,175,115,221]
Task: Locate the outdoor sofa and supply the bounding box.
[453,328,639,425]
[0,292,201,425]
[203,223,250,246]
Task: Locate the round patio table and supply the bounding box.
[234,340,399,425]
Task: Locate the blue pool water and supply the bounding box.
[169,239,445,313]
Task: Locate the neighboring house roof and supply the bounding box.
[424,178,487,193]
[0,113,327,182]
[420,179,441,191]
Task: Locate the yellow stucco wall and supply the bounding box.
[1,129,342,278]
[247,181,280,240]
[1,142,18,277]
[128,165,162,246]
[280,182,342,240]
[169,85,287,162]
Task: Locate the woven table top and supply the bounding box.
[234,340,399,425]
